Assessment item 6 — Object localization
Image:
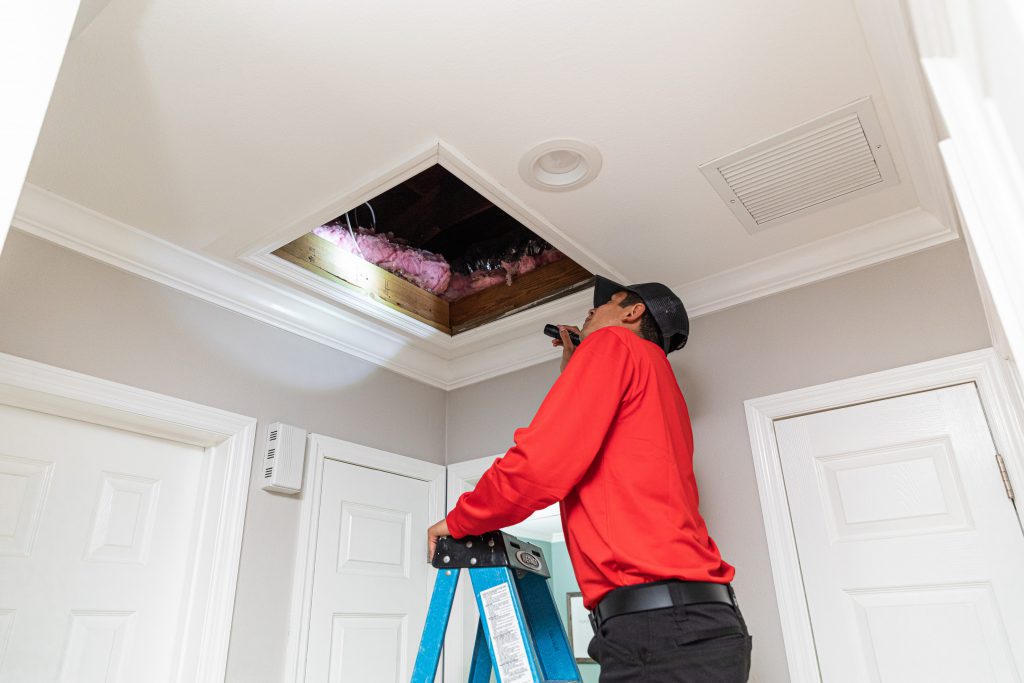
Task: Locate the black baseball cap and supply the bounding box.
[593,275,689,353]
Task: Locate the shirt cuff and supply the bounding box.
[445,508,470,539]
[445,487,539,539]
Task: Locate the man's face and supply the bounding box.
[581,291,642,339]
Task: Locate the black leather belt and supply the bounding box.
[590,580,734,630]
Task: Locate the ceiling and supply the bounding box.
[16,0,959,388]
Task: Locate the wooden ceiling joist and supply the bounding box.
[273,233,593,337]
[274,233,452,333]
[449,260,593,333]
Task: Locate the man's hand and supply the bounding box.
[551,325,581,373]
[427,518,450,562]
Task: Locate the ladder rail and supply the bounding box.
[411,568,461,683]
[467,624,492,683]
[514,572,581,682]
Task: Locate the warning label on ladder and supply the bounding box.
[479,583,533,683]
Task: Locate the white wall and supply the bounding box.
[446,239,992,682]
[0,230,447,682]
[0,1,78,254]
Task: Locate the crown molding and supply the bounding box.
[852,0,960,233]
[926,58,1024,380]
[877,0,1024,376]
[12,183,955,390]
[679,208,956,317]
[12,184,452,388]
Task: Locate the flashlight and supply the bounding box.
[543,324,581,346]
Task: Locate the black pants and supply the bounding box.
[587,598,752,682]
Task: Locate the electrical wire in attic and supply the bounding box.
[313,210,565,302]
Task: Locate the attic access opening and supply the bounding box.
[273,165,594,334]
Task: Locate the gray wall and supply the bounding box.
[0,231,993,682]
[445,240,992,682]
[0,231,447,683]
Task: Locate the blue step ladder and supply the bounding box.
[411,531,583,683]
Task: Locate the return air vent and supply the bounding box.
[699,98,898,234]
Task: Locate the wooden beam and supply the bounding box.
[449,259,594,334]
[274,233,451,333]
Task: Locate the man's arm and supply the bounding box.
[428,329,635,558]
[427,323,586,559]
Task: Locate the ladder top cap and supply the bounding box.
[432,531,550,578]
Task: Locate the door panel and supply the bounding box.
[0,403,205,683]
[776,383,1024,682]
[305,458,430,682]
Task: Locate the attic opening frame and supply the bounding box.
[242,140,624,342]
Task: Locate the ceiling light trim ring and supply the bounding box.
[519,139,603,192]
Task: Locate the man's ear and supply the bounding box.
[622,302,646,323]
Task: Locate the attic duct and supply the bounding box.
[273,165,594,334]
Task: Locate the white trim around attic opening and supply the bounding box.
[0,351,257,683]
[240,139,622,353]
[283,433,446,683]
[744,348,1024,683]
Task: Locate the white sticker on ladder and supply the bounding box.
[479,583,533,683]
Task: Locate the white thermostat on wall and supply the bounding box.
[261,422,307,494]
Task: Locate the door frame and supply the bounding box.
[0,352,257,683]
[444,455,563,681]
[744,347,1024,683]
[444,455,499,682]
[284,433,446,683]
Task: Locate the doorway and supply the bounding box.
[285,434,445,683]
[777,384,1023,680]
[746,349,1024,681]
[0,352,256,683]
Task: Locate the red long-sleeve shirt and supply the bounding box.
[446,326,734,608]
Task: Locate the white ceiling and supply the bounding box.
[17,0,959,388]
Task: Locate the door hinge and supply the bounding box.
[996,453,1015,501]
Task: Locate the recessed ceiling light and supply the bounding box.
[519,139,602,191]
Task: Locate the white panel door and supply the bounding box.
[305,459,431,682]
[0,403,205,683]
[776,383,1024,682]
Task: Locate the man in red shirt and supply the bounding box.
[427,276,751,682]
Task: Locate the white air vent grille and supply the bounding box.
[700,98,898,233]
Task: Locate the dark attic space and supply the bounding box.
[274,165,594,334]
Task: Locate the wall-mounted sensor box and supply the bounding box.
[261,422,307,494]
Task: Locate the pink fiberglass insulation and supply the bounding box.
[313,223,452,295]
[312,221,565,302]
[442,248,564,301]
[442,270,509,301]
